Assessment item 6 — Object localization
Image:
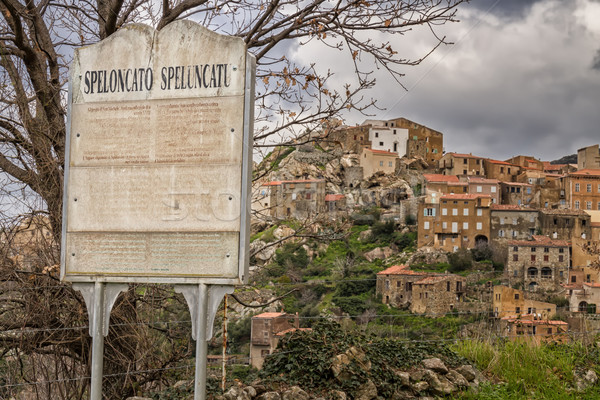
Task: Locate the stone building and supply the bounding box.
[505,155,544,171]
[538,209,591,241]
[410,274,466,315]
[423,174,464,196]
[483,159,521,182]
[577,144,600,170]
[501,317,568,343]
[418,194,492,251]
[506,235,570,292]
[376,265,466,315]
[568,282,600,313]
[438,153,485,176]
[376,265,428,308]
[566,169,600,212]
[389,117,444,164]
[263,179,326,220]
[500,182,534,207]
[490,205,539,244]
[326,124,371,153]
[250,312,300,369]
[359,147,399,178]
[492,285,556,319]
[325,194,347,217]
[460,176,500,204]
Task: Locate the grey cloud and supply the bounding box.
[593,48,600,70]
[466,0,545,18]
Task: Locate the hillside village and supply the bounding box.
[248,116,600,365]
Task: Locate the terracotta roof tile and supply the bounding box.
[447,153,483,159]
[423,174,460,183]
[325,194,345,201]
[366,148,398,156]
[570,169,600,176]
[508,235,570,247]
[253,312,288,319]
[377,265,428,276]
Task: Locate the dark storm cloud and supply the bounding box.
[466,0,545,18]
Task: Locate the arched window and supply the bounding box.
[527,267,538,278]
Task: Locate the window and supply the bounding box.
[559,248,564,253]
[575,183,580,192]
[477,209,482,216]
[442,208,447,216]
[491,186,496,193]
[477,185,482,193]
[559,255,564,262]
[544,255,549,262]
[512,230,518,238]
[442,222,447,229]
[388,161,393,167]
[500,217,505,225]
[544,247,549,253]
[305,193,311,200]
[292,193,297,200]
[379,161,384,167]
[513,218,517,225]
[531,255,536,262]
[463,159,468,164]
[424,221,430,229]
[514,270,518,276]
[527,187,531,195]
[477,222,482,230]
[379,142,384,146]
[375,132,379,138]
[531,247,536,252]
[463,209,469,216]
[515,294,519,300]
[463,222,469,230]
[586,201,592,210]
[587,184,592,193]
[452,209,458,216]
[424,208,435,216]
[515,307,521,314]
[499,230,505,237]
[575,201,580,209]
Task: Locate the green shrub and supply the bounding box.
[274,242,308,269]
[448,249,473,272]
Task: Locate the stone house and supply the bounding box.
[423,174,464,196]
[501,317,568,343]
[543,162,576,175]
[410,274,466,315]
[263,179,326,220]
[376,265,466,315]
[418,194,491,252]
[360,147,399,178]
[566,169,600,212]
[325,194,347,217]
[389,117,444,164]
[326,124,371,153]
[490,205,539,244]
[438,153,485,176]
[505,155,544,171]
[500,182,534,207]
[538,209,591,241]
[483,159,521,182]
[459,176,500,204]
[492,285,556,319]
[376,265,428,308]
[578,144,600,170]
[506,235,570,292]
[250,312,300,369]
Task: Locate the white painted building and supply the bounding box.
[361,119,409,157]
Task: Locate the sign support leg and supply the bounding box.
[73,282,128,400]
[175,284,234,400]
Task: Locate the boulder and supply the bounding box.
[394,370,411,387]
[329,390,347,400]
[364,247,394,262]
[410,381,429,393]
[281,386,309,400]
[257,392,281,400]
[455,365,478,382]
[423,369,455,396]
[354,380,378,400]
[421,358,448,374]
[446,369,469,388]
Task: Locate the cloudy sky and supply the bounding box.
[316,0,600,162]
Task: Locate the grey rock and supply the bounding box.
[244,386,257,398]
[421,358,448,374]
[282,386,309,400]
[391,390,416,399]
[395,370,411,387]
[224,385,251,400]
[455,364,477,382]
[409,369,426,382]
[257,392,281,400]
[447,369,469,388]
[585,369,598,384]
[354,380,378,400]
[423,369,455,395]
[410,381,429,393]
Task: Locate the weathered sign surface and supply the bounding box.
[61,21,254,284]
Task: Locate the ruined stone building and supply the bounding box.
[438,153,485,176]
[577,144,600,170]
[506,235,570,292]
[326,124,371,153]
[483,159,521,182]
[376,265,465,315]
[418,194,491,251]
[490,205,539,244]
[492,285,556,319]
[249,312,300,369]
[538,209,591,241]
[500,182,534,207]
[262,179,326,220]
[501,317,568,343]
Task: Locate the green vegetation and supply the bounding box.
[453,339,600,399]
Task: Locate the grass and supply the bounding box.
[452,339,600,399]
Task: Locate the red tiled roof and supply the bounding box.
[570,169,600,176]
[440,194,491,200]
[253,312,287,319]
[325,194,345,201]
[414,276,450,285]
[377,265,427,276]
[508,235,570,247]
[365,148,398,156]
[447,152,483,159]
[501,182,532,187]
[584,283,600,288]
[423,174,460,183]
[487,159,515,166]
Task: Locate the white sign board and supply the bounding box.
[61,21,254,284]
